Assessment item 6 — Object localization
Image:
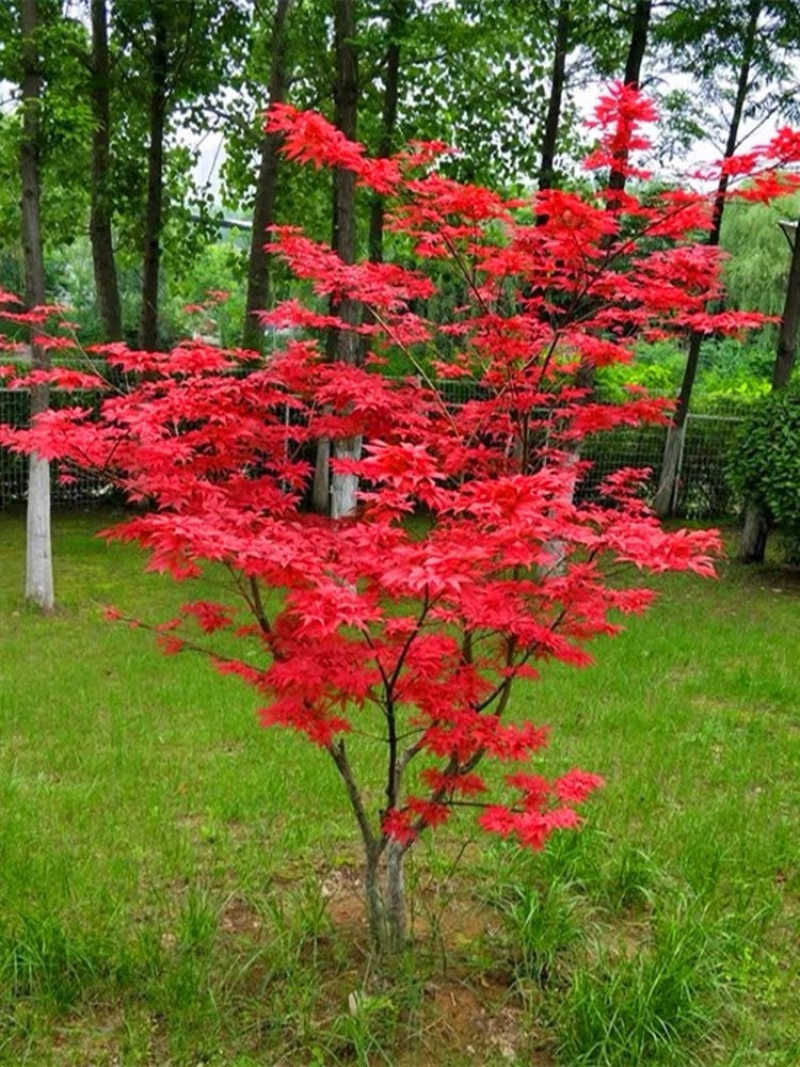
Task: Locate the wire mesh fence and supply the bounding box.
[0,382,749,520]
[0,386,114,507]
[580,410,747,519]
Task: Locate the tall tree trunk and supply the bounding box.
[560,0,651,535]
[367,0,406,264]
[20,0,54,611]
[738,217,800,562]
[654,0,760,519]
[537,0,569,194]
[606,0,651,203]
[358,0,407,364]
[313,0,360,515]
[771,222,800,392]
[140,1,169,351]
[242,0,294,353]
[90,0,123,341]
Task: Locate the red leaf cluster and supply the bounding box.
[5,85,795,861]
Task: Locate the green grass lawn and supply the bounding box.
[1,509,798,1065]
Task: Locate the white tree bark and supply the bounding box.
[653,421,686,519]
[331,435,362,519]
[25,452,54,611]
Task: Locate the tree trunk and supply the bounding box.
[89,0,123,342]
[242,0,294,353]
[652,331,701,517]
[314,0,360,515]
[621,0,651,87]
[365,840,407,955]
[20,0,54,612]
[329,739,409,955]
[771,219,800,391]
[140,1,169,351]
[537,0,569,194]
[738,505,769,564]
[606,0,651,203]
[366,0,406,264]
[556,1,651,527]
[738,213,800,562]
[358,0,406,359]
[654,0,760,519]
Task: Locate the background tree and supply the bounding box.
[111,0,247,349]
[0,2,93,287]
[241,0,294,353]
[312,0,361,517]
[737,219,800,561]
[19,0,53,611]
[89,0,122,341]
[653,0,800,517]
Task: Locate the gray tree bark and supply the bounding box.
[90,0,123,341]
[140,0,169,351]
[242,0,294,353]
[313,0,360,515]
[329,738,409,955]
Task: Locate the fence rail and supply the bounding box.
[0,385,748,519]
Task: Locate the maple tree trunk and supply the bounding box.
[89,0,122,342]
[365,840,407,955]
[140,2,169,352]
[655,1,759,519]
[243,0,293,353]
[315,0,360,515]
[21,0,54,612]
[329,739,409,954]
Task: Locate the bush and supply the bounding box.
[728,387,800,558]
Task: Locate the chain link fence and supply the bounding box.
[0,382,749,520]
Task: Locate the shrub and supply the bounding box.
[728,387,800,559]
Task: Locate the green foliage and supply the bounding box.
[597,341,685,401]
[0,6,93,257]
[654,1,800,143]
[721,191,800,319]
[728,386,800,555]
[598,338,774,406]
[164,235,248,347]
[692,338,774,400]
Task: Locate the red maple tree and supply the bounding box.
[3,84,797,953]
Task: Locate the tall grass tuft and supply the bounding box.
[556,900,736,1066]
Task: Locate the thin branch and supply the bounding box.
[248,575,272,635]
[328,738,378,855]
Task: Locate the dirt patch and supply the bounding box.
[220,894,263,936]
